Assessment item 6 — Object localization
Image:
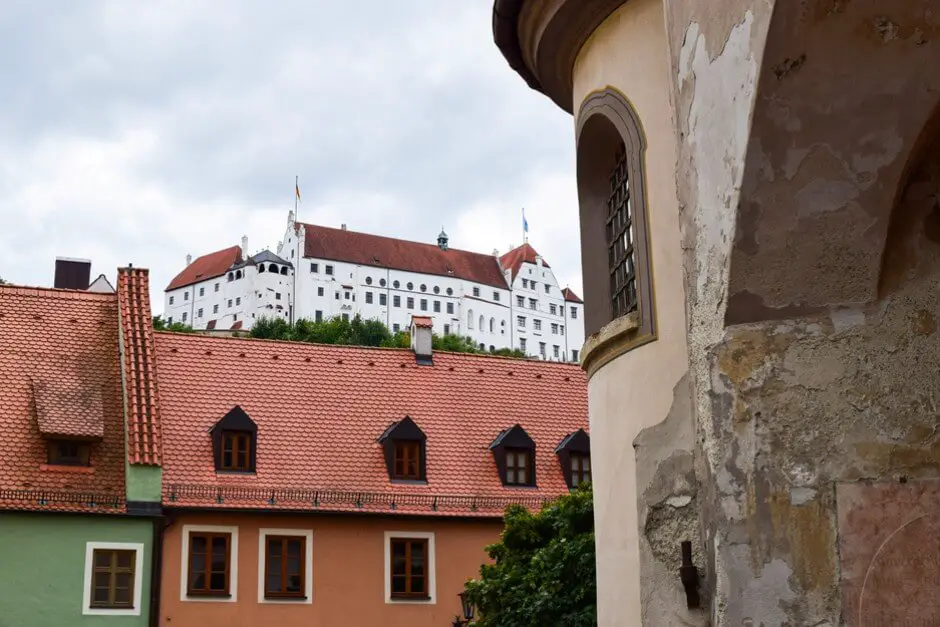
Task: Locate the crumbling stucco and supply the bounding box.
[662,0,940,624]
[634,374,707,626]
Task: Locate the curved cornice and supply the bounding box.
[492,0,628,114]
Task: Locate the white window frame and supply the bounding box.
[180,524,239,603]
[82,541,145,616]
[257,528,314,604]
[383,531,436,604]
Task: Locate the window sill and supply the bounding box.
[501,483,539,489]
[40,464,94,474]
[215,471,256,476]
[390,479,429,486]
[580,311,650,378]
[186,593,232,599]
[264,595,307,601]
[389,596,432,603]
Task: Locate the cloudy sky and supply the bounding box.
[0,1,580,313]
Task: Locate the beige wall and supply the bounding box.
[572,1,689,625]
[160,512,502,627]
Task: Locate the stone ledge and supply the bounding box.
[580,311,643,376]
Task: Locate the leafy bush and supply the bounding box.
[464,485,596,627]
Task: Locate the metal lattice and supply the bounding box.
[607,142,638,318]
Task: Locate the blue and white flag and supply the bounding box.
[522,208,529,233]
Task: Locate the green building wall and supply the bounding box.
[0,513,154,627]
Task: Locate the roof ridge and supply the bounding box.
[298,222,496,260]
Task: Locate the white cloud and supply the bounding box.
[0,1,582,309]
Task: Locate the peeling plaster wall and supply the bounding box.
[572,1,694,624]
[660,0,940,624]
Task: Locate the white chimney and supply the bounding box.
[185,254,192,266]
[241,235,249,257]
[410,315,433,365]
[535,255,543,267]
[341,223,347,231]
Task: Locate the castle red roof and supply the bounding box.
[300,223,509,290]
[155,334,588,517]
[561,287,583,303]
[165,245,242,291]
[117,268,163,466]
[499,243,548,281]
[0,286,127,513]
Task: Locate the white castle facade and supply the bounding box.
[163,213,585,362]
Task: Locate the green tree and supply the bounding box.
[152,315,195,333]
[250,315,530,358]
[464,485,596,627]
[0,277,6,285]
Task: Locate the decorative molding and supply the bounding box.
[580,311,656,378]
[493,0,629,113]
[82,541,145,616]
[383,531,437,604]
[257,528,314,604]
[180,524,239,603]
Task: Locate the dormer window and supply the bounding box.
[555,429,591,489]
[393,441,421,480]
[221,431,251,471]
[505,448,532,485]
[48,440,91,466]
[378,416,427,482]
[489,425,536,487]
[210,406,257,473]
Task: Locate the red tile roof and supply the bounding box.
[33,379,105,439]
[0,286,127,513]
[155,335,588,517]
[411,316,433,328]
[561,287,583,303]
[118,268,163,466]
[499,243,548,281]
[300,223,509,290]
[165,245,242,291]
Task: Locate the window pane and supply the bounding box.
[93,550,111,568]
[211,536,227,559]
[287,557,301,576]
[190,553,205,574]
[93,587,110,604]
[190,572,206,590]
[115,572,132,591]
[94,572,110,589]
[268,539,282,557]
[267,555,282,580]
[410,576,426,594]
[116,551,133,569]
[209,573,226,591]
[222,450,233,468]
[267,572,282,593]
[392,576,407,594]
[114,586,131,605]
[584,457,591,471]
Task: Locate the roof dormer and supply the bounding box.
[378,416,427,482]
[489,424,536,487]
[555,428,591,489]
[210,406,257,473]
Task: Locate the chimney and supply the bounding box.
[410,315,433,365]
[241,235,249,257]
[185,254,192,266]
[54,257,92,290]
[535,254,543,267]
[341,223,347,231]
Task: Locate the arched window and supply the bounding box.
[479,315,485,331]
[258,264,266,273]
[489,318,495,333]
[576,88,655,341]
[280,266,288,275]
[467,309,474,330]
[228,272,234,282]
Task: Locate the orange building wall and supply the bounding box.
[159,512,503,627]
